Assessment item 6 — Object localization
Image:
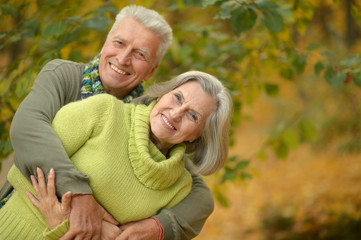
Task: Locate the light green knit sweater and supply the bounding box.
[0,94,192,239]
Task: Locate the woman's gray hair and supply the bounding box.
[134,71,233,176]
[107,5,172,66]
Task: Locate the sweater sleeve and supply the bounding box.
[10,59,92,196]
[154,158,214,240]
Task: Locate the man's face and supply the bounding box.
[99,17,161,98]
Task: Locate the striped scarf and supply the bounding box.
[81,54,144,103]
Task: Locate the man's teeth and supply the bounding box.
[162,115,175,130]
[111,64,127,75]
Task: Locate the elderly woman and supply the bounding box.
[0,71,232,240]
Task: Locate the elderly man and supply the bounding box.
[0,5,214,240]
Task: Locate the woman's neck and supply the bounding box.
[149,131,173,156]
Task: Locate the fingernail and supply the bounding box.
[50,168,54,174]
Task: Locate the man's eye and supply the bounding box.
[133,51,148,61]
[116,41,123,45]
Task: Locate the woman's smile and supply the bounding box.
[161,114,176,130]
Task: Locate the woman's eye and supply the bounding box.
[190,113,198,121]
[174,94,181,102]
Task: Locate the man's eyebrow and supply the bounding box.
[176,90,203,118]
[113,36,127,43]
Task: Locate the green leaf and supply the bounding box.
[307,43,320,51]
[282,129,299,148]
[43,22,66,39]
[353,72,361,87]
[262,10,283,33]
[69,50,84,62]
[202,0,219,7]
[340,54,361,67]
[21,19,40,38]
[82,16,111,31]
[325,68,346,88]
[228,155,238,162]
[0,140,13,155]
[240,172,253,180]
[1,3,18,15]
[235,160,250,170]
[292,53,307,74]
[299,119,317,141]
[217,2,233,19]
[92,6,119,15]
[264,83,279,96]
[41,0,60,7]
[230,7,257,36]
[9,33,21,43]
[221,168,238,183]
[314,61,324,76]
[280,67,294,80]
[273,140,289,159]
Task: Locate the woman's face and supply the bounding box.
[150,81,217,149]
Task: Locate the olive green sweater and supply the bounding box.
[0,94,192,239]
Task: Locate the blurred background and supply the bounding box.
[0,0,360,239]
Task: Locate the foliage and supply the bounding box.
[261,204,361,240]
[0,0,360,206]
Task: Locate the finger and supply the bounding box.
[61,191,72,212]
[37,167,47,195]
[114,231,127,240]
[103,211,119,225]
[58,231,76,240]
[47,168,56,196]
[30,175,40,196]
[26,191,40,210]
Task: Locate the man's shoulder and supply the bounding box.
[41,59,85,72]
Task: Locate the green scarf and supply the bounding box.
[81,55,144,103]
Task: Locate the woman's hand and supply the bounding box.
[26,167,72,230]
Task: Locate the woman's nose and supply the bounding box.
[170,108,183,122]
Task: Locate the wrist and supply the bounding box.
[152,217,163,240]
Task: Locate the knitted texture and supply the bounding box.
[0,94,192,238]
[0,167,68,240]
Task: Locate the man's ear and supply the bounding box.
[144,64,159,82]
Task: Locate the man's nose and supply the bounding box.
[116,48,132,65]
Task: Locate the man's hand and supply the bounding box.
[101,220,122,240]
[60,194,118,240]
[116,218,161,240]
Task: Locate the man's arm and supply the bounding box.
[154,158,214,240]
[10,59,92,196]
[9,60,113,239]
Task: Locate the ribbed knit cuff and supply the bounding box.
[154,212,174,240]
[43,219,69,240]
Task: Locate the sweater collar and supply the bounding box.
[128,101,186,190]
